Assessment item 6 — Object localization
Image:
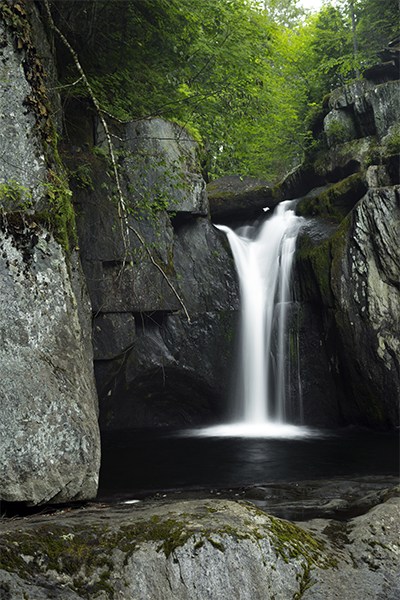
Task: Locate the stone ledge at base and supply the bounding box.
[0,496,399,599]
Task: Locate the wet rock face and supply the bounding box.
[97,310,239,429]
[293,74,400,429]
[296,187,400,429]
[0,4,100,504]
[71,118,240,429]
[331,186,400,426]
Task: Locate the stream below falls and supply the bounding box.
[98,427,399,520]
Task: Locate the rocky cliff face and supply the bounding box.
[0,1,100,504]
[294,71,400,428]
[65,116,240,429]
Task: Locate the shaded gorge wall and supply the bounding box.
[64,114,240,429]
[292,75,400,430]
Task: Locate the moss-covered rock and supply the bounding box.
[1,497,399,600]
[296,185,400,429]
[207,175,280,222]
[297,173,367,223]
[0,1,100,506]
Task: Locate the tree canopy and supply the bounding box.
[49,0,399,182]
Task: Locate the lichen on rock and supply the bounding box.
[0,1,100,505]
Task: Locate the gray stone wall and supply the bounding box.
[70,117,240,429]
[0,2,100,505]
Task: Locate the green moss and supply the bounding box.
[264,515,325,565]
[0,524,116,598]
[294,563,316,599]
[297,216,350,306]
[0,504,340,598]
[297,235,333,305]
[207,539,225,552]
[271,181,283,201]
[385,125,400,155]
[0,517,195,596]
[194,540,205,550]
[240,503,337,570]
[297,173,366,223]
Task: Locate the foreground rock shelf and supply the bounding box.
[1,480,399,599]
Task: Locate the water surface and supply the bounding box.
[98,427,399,501]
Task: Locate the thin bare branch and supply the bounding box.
[126,223,190,323]
[43,0,190,322]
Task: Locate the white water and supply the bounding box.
[191,201,317,439]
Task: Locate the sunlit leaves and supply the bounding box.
[52,0,398,182]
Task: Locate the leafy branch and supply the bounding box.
[43,0,190,322]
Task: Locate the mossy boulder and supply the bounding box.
[297,173,367,223]
[0,0,100,505]
[1,496,399,599]
[207,176,280,222]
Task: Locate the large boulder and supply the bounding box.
[207,175,280,222]
[0,1,100,504]
[0,495,399,599]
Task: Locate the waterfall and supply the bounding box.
[187,200,316,438]
[217,200,303,426]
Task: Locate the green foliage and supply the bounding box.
[386,126,400,155]
[261,0,307,27]
[52,0,277,178]
[325,119,353,145]
[50,0,397,182]
[0,180,33,209]
[41,170,76,253]
[69,163,94,191]
[354,0,399,63]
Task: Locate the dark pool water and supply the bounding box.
[97,427,399,501]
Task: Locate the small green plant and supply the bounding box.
[92,146,109,160]
[303,130,324,158]
[386,126,400,155]
[325,119,352,146]
[41,170,76,253]
[69,163,94,190]
[0,180,33,208]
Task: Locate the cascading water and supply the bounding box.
[193,200,314,438]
